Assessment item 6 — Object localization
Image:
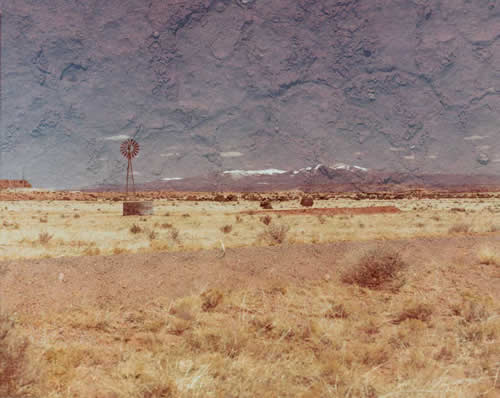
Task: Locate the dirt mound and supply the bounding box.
[246,206,401,216]
[1,234,498,317]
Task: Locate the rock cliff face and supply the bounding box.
[0,0,499,188]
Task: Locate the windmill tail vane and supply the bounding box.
[120,138,140,195]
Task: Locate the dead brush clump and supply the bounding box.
[261,223,290,245]
[260,215,272,225]
[477,246,499,265]
[220,224,233,234]
[324,303,349,319]
[392,301,433,324]
[169,227,180,243]
[341,246,408,290]
[38,232,53,245]
[448,222,471,234]
[129,223,142,234]
[488,224,500,232]
[83,247,101,256]
[450,296,490,324]
[147,230,158,241]
[0,314,29,397]
[200,289,223,312]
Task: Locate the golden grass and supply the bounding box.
[1,195,500,396]
[0,196,500,260]
[6,263,500,397]
[478,246,500,265]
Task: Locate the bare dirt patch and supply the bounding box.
[1,234,498,316]
[244,205,401,216]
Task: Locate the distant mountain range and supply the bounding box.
[88,164,500,192]
[1,0,500,188]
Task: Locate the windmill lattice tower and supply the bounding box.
[120,138,140,195]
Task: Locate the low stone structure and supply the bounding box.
[123,201,154,216]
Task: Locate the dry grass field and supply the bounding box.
[0,193,499,397]
[0,196,499,260]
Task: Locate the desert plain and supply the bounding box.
[0,190,499,397]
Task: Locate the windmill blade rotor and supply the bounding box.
[120,138,140,159]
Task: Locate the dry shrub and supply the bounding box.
[488,224,500,232]
[148,230,158,240]
[300,196,314,207]
[392,302,433,324]
[262,223,290,244]
[220,224,233,234]
[129,223,142,234]
[341,246,408,290]
[324,303,349,319]
[260,215,272,225]
[201,289,223,312]
[161,223,172,229]
[83,247,101,256]
[260,200,273,210]
[187,323,248,358]
[166,317,191,335]
[448,223,471,234]
[0,314,29,397]
[169,297,198,321]
[451,298,489,323]
[477,246,499,265]
[169,228,180,242]
[38,232,53,245]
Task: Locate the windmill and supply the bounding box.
[120,138,140,195]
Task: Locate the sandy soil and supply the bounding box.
[1,234,498,317]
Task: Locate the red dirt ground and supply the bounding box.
[246,206,401,216]
[1,234,498,318]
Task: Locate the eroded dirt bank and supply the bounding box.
[1,234,499,316]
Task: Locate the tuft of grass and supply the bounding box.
[201,289,223,312]
[148,230,158,241]
[0,314,29,396]
[477,246,499,265]
[113,247,127,255]
[38,232,53,245]
[169,228,180,243]
[83,247,101,256]
[129,224,142,234]
[341,246,408,290]
[262,223,290,245]
[488,224,500,232]
[392,302,433,324]
[448,223,471,234]
[260,215,272,225]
